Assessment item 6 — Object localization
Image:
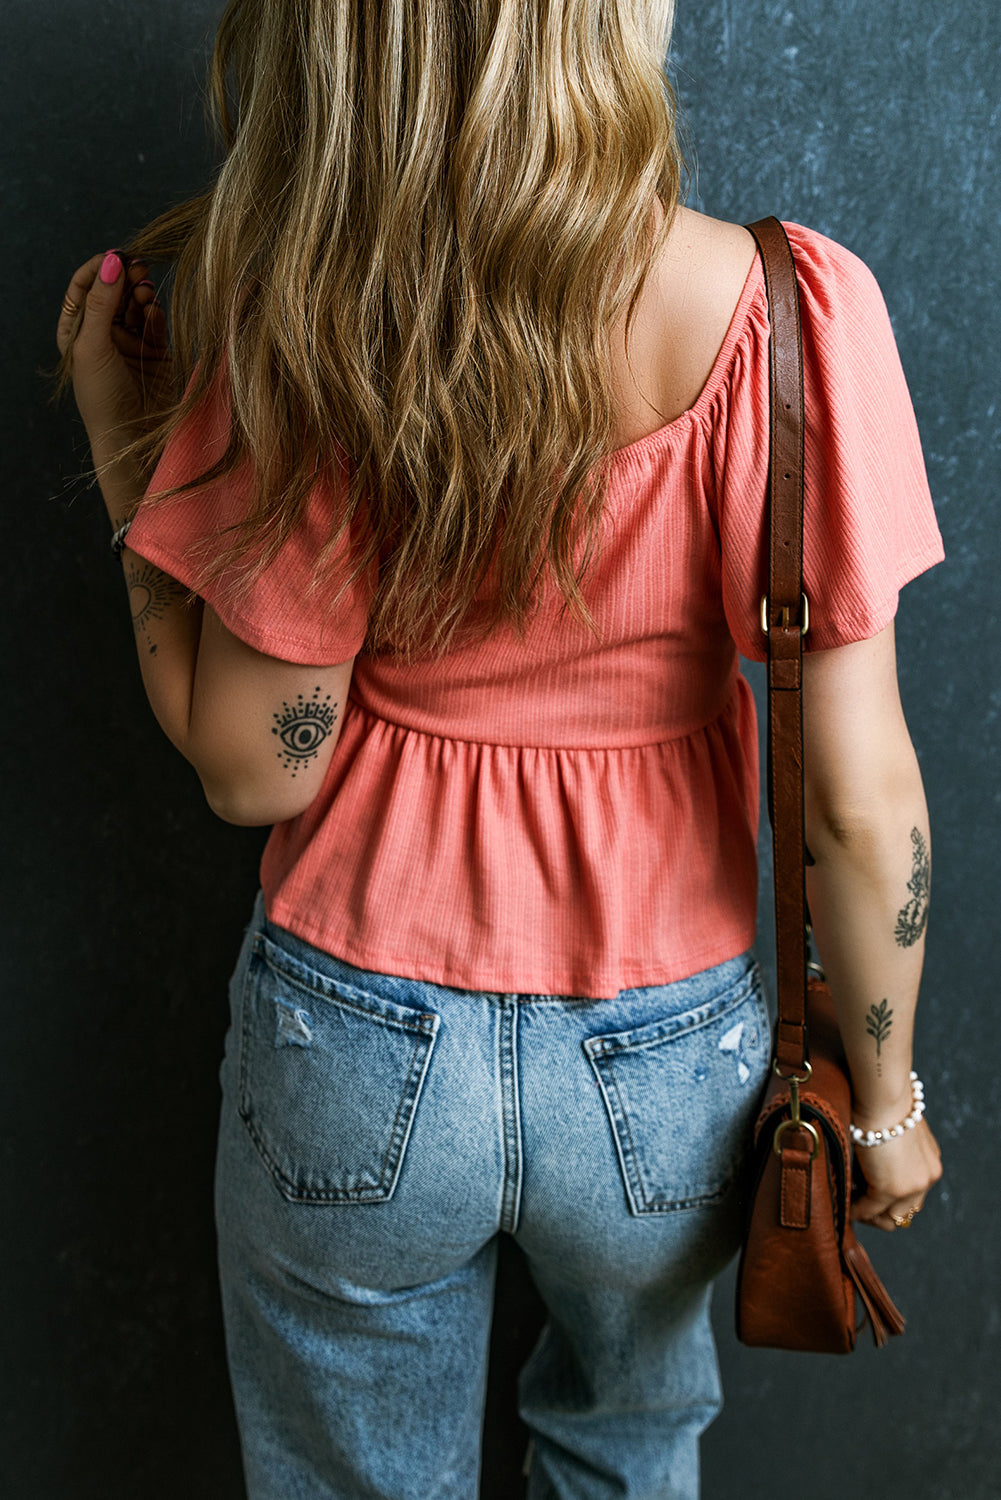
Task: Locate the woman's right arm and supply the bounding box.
[801,619,943,1231]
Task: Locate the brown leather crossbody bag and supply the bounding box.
[733,218,906,1353]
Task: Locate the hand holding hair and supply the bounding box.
[55,248,173,456]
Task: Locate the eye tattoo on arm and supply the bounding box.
[124,558,190,654]
[865,999,894,1075]
[895,827,931,947]
[272,687,338,776]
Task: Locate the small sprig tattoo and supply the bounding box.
[866,998,894,1075]
[895,827,930,947]
[125,558,189,654]
[272,688,338,776]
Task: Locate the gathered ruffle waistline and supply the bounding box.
[342,684,743,752]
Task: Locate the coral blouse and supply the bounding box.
[127,222,944,999]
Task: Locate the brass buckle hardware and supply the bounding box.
[772,1057,812,1084]
[771,1057,820,1161]
[759,592,810,637]
[773,1116,820,1160]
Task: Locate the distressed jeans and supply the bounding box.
[215,891,771,1500]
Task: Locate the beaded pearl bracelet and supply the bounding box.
[849,1071,925,1148]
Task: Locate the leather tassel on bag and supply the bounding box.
[733,219,906,1355]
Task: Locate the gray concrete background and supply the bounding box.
[2,2,997,1495]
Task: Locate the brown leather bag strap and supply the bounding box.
[744,217,810,1076]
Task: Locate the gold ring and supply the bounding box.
[891,1209,916,1229]
[61,296,80,316]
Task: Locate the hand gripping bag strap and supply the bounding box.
[735,217,905,1352]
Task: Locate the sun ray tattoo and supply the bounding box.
[272,688,338,776]
[865,998,894,1076]
[895,827,930,947]
[125,559,189,654]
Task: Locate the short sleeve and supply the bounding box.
[125,363,376,665]
[716,222,945,662]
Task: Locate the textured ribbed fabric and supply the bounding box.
[127,222,944,999]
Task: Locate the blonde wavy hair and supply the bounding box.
[53,0,685,661]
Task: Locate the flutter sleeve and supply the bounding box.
[715,221,945,662]
[125,362,376,665]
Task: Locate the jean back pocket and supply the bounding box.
[583,968,770,1214]
[238,933,440,1204]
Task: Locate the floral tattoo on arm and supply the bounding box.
[895,827,930,947]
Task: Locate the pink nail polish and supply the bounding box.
[100,251,123,284]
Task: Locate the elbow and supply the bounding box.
[804,806,884,864]
[204,793,275,827]
[804,732,928,861]
[200,774,313,828]
[804,780,927,864]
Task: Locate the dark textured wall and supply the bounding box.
[3,1,997,1496]
[669,6,1000,1497]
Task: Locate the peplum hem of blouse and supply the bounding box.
[260,673,761,1001]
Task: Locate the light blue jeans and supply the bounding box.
[215,891,771,1499]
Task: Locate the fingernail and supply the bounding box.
[100,250,124,284]
[135,279,155,291]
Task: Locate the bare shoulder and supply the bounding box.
[645,207,760,423]
[662,207,758,299]
[610,205,760,437]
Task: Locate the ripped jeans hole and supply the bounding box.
[275,1002,314,1047]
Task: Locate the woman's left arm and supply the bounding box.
[58,248,353,826]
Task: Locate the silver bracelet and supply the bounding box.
[849,1071,925,1147]
[110,519,133,559]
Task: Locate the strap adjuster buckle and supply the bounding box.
[760,592,810,637]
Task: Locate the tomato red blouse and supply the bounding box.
[127,222,944,998]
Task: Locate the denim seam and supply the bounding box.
[584,971,755,1059]
[498,997,523,1233]
[586,1053,644,1216]
[376,1031,437,1203]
